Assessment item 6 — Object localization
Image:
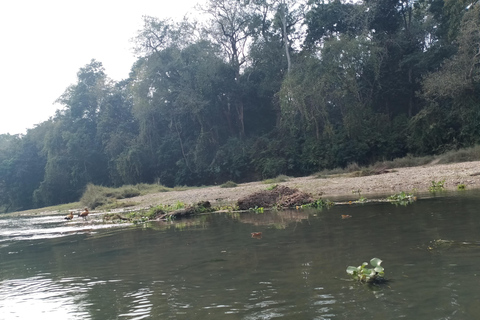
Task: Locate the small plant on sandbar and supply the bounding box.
[352,189,367,202]
[387,191,416,206]
[346,258,385,283]
[220,180,238,188]
[303,199,334,209]
[249,206,264,213]
[429,179,445,193]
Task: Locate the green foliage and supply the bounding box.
[220,181,238,188]
[145,206,166,220]
[429,180,446,193]
[457,183,466,190]
[250,206,264,213]
[174,201,185,210]
[4,1,480,211]
[266,184,278,191]
[303,199,334,209]
[79,184,109,209]
[387,192,416,206]
[346,258,385,283]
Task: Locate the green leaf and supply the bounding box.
[361,268,373,275]
[370,258,382,267]
[346,266,357,275]
[374,266,384,273]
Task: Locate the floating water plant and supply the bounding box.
[346,258,385,283]
[303,198,334,209]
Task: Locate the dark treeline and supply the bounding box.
[1,0,479,212]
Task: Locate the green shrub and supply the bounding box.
[118,187,141,199]
[220,181,238,188]
[80,183,171,209]
[80,184,109,209]
[437,145,480,164]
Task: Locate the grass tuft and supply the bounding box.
[220,181,238,188]
[263,174,290,184]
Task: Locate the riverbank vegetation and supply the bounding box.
[1,0,480,213]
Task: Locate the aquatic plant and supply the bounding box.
[303,199,334,209]
[457,183,466,190]
[387,191,416,206]
[346,258,385,283]
[429,179,445,193]
[250,206,264,213]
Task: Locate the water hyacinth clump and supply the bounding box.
[346,258,385,283]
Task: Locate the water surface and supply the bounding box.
[1,192,480,319]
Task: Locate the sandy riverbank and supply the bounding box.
[123,161,480,209]
[6,160,480,217]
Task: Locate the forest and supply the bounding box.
[1,0,479,213]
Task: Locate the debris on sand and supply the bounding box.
[237,185,313,210]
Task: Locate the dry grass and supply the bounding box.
[263,175,290,184]
[80,183,179,209]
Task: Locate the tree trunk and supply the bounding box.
[280,2,291,74]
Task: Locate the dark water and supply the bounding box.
[1,192,480,319]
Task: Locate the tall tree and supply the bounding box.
[201,0,262,137]
[410,2,480,153]
[34,60,110,206]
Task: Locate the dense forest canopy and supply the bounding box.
[1,0,479,212]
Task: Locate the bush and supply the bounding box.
[220,181,238,188]
[437,145,480,164]
[80,184,109,209]
[80,183,173,209]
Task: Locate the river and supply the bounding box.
[1,191,480,319]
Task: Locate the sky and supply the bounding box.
[0,0,201,135]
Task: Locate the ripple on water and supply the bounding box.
[118,287,153,319]
[0,274,91,320]
[0,214,131,244]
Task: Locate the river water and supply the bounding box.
[1,191,480,319]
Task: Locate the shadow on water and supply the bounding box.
[1,190,480,319]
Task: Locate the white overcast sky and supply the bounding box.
[0,0,201,135]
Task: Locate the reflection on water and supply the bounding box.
[0,275,91,319]
[1,191,480,319]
